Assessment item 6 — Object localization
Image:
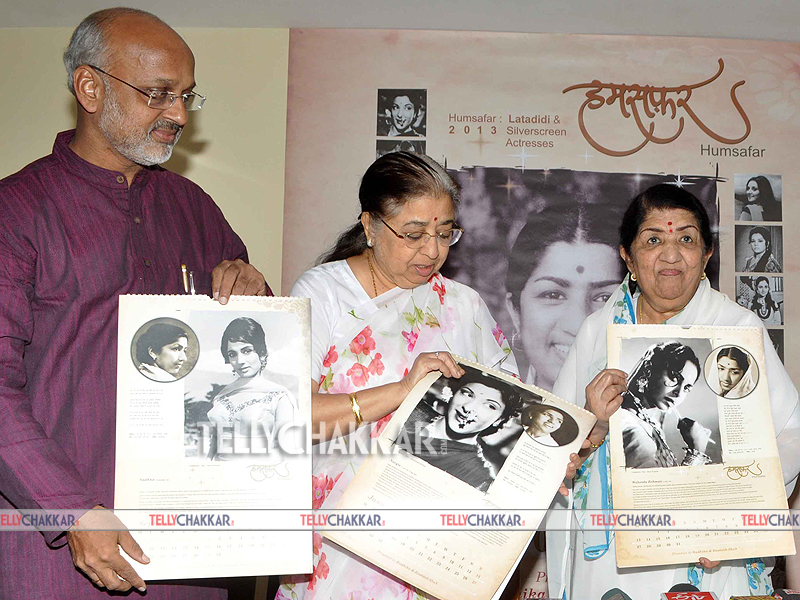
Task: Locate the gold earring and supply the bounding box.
[701,272,707,280]
[630,273,637,282]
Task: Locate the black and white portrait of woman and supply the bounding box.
[182,311,304,461]
[735,225,782,273]
[205,317,299,461]
[737,275,784,326]
[619,339,722,469]
[397,366,525,491]
[377,89,426,137]
[505,202,626,391]
[132,319,197,382]
[734,173,782,222]
[704,346,758,399]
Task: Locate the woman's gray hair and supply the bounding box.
[63,7,164,95]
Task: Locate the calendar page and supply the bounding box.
[326,359,595,600]
[608,324,794,568]
[114,295,312,579]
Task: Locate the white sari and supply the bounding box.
[546,276,800,599]
[280,260,516,600]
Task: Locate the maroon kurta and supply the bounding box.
[0,130,255,598]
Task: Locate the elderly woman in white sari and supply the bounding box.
[546,184,800,599]
[279,151,516,600]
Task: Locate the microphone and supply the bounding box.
[600,588,633,600]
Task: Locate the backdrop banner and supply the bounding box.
[282,28,797,593]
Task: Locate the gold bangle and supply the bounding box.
[349,392,363,427]
[589,441,603,449]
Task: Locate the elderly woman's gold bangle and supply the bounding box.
[349,392,364,426]
[589,436,606,449]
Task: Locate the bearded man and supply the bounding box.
[0,7,268,598]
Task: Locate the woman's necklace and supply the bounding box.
[366,251,378,298]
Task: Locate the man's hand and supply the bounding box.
[67,506,149,592]
[211,259,269,304]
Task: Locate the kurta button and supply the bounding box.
[133,216,142,224]
[116,175,125,184]
[144,259,152,267]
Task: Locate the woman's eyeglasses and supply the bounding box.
[379,217,463,248]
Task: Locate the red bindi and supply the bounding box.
[668,221,673,232]
[434,217,437,221]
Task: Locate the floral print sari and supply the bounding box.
[280,262,515,600]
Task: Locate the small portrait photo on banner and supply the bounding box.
[736,275,783,326]
[376,138,426,159]
[377,88,427,137]
[768,329,785,363]
[734,224,782,273]
[737,275,784,326]
[734,173,782,222]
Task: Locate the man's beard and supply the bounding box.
[99,86,182,166]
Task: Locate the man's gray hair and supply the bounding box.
[63,7,165,95]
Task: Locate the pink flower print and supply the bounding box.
[438,306,457,334]
[371,411,394,439]
[350,326,376,356]
[492,324,506,346]
[432,278,446,304]
[367,352,385,376]
[312,532,323,555]
[312,473,339,509]
[328,373,352,394]
[360,569,413,600]
[347,362,370,387]
[402,329,418,352]
[322,346,339,368]
[307,552,330,591]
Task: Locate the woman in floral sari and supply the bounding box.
[280,151,516,600]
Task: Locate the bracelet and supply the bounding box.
[349,392,363,427]
[681,447,712,466]
[589,433,607,449]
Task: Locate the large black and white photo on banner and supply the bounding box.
[440,169,720,393]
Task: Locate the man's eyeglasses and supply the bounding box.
[379,217,464,248]
[89,65,206,111]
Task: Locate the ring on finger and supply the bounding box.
[434,351,439,358]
